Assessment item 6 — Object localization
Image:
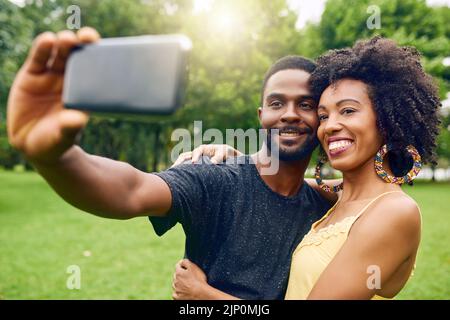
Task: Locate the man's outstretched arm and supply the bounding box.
[7,28,172,219]
[33,146,172,219]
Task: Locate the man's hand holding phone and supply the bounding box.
[7,27,190,167]
[7,27,100,166]
[6,28,175,220]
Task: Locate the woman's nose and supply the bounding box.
[323,114,343,134]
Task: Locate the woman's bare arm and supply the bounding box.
[307,193,421,299]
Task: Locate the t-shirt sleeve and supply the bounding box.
[148,157,220,236]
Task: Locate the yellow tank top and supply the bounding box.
[285,191,414,300]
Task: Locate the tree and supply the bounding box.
[1,0,301,170]
[2,0,448,170]
[0,0,33,168]
[297,0,450,167]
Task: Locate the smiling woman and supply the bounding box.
[310,36,441,178]
[283,36,441,300]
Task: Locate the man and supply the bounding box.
[7,27,335,299]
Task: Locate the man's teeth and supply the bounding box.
[329,140,353,151]
[280,132,300,136]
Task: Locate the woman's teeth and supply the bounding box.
[329,140,353,152]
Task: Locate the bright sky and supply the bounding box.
[287,0,326,29]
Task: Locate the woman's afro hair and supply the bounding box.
[310,36,442,177]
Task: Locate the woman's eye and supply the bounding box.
[342,108,355,115]
[318,114,328,121]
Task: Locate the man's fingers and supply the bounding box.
[77,27,101,43]
[59,109,89,130]
[26,32,56,74]
[175,259,191,273]
[24,27,100,75]
[180,258,191,269]
[172,279,177,291]
[175,263,186,274]
[171,152,192,167]
[210,153,223,164]
[58,109,89,141]
[191,146,205,163]
[49,30,78,73]
[176,265,186,273]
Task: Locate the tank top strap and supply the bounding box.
[353,191,404,221]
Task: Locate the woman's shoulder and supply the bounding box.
[372,191,420,221]
[355,191,421,240]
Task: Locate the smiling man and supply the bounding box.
[7,27,335,299]
[261,63,320,163]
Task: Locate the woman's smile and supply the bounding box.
[327,137,355,158]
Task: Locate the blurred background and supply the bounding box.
[0,0,449,299]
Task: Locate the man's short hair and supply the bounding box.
[260,55,316,104]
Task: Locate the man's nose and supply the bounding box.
[280,103,301,123]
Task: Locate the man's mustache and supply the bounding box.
[268,126,313,135]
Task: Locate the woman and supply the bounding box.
[171,37,441,299]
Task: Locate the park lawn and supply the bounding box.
[0,171,449,299]
[395,181,450,299]
[0,171,184,299]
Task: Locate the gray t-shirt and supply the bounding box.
[149,156,331,299]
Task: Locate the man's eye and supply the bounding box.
[269,101,283,108]
[299,102,313,110]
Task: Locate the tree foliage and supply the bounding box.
[1,0,449,170]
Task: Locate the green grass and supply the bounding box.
[0,171,184,299]
[395,181,450,300]
[0,172,449,299]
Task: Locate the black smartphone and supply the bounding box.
[63,34,191,116]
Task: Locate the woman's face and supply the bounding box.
[317,79,383,172]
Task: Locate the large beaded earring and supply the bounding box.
[374,145,422,184]
[314,155,344,193]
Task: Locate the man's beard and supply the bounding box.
[266,127,319,162]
